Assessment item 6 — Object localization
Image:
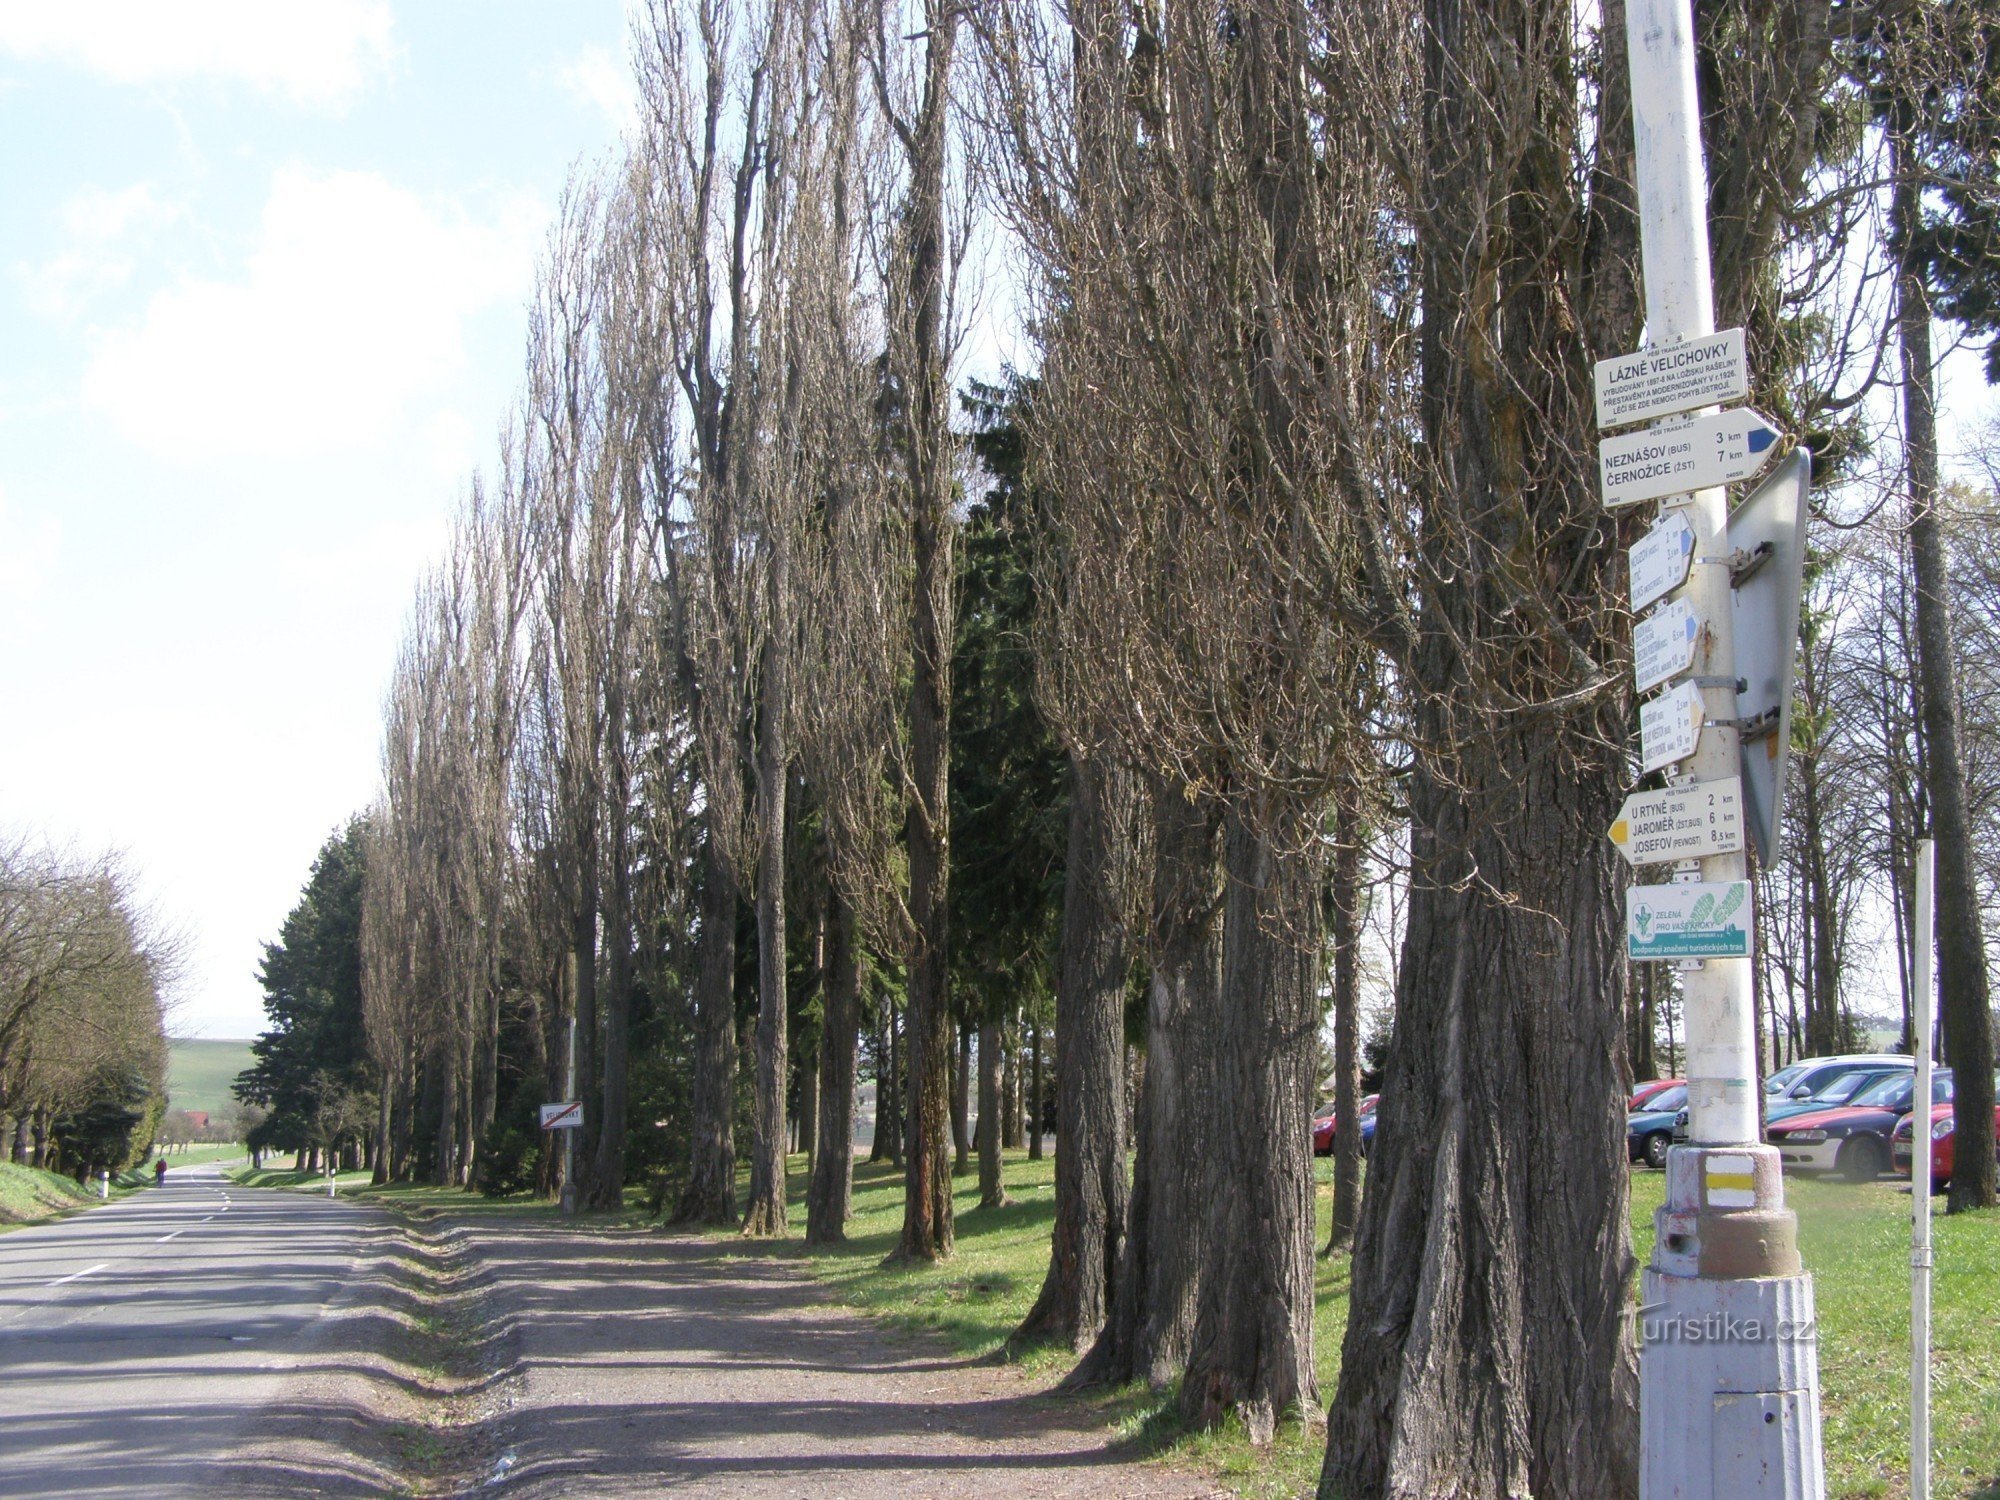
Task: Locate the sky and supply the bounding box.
[0,5,1992,1046]
[0,2,636,1038]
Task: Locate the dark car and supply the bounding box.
[1630,1079,1683,1112]
[1766,1070,1953,1182]
[1672,1063,1915,1145]
[1628,1084,1688,1169]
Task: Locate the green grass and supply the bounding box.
[770,1152,2000,1500]
[0,1162,99,1227]
[165,1037,256,1116]
[159,1143,248,1165]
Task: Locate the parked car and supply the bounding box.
[1629,1079,1683,1111]
[1313,1094,1378,1156]
[1674,1063,1915,1144]
[1766,1070,1953,1182]
[1764,1054,1911,1097]
[1891,1077,2000,1190]
[1628,1084,1689,1169]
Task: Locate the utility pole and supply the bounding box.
[1613,2,1825,1495]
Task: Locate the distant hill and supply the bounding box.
[165,1038,256,1117]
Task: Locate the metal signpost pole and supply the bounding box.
[1911,838,1934,1500]
[1625,2,1824,1494]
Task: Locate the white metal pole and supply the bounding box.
[1629,3,1824,1496]
[1912,837,1935,1500]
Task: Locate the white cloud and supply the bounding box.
[556,44,634,129]
[82,168,542,460]
[0,1,394,108]
[18,182,178,319]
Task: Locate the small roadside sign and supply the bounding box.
[1633,597,1699,693]
[540,1101,584,1131]
[1595,328,1749,429]
[1626,880,1753,961]
[1599,408,1784,509]
[1607,775,1746,866]
[1629,509,1695,613]
[1639,679,1705,773]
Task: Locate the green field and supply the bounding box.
[165,1037,256,1117]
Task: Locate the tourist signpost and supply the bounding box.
[1611,2,1823,1492]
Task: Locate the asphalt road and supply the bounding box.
[0,1164,375,1499]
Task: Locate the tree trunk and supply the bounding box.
[890,0,959,1265]
[1324,755,1638,1496]
[743,537,792,1238]
[1028,1018,1044,1160]
[1895,131,1997,1212]
[952,1020,972,1175]
[799,1038,820,1170]
[1076,784,1219,1390]
[372,1084,392,1186]
[1015,753,1129,1348]
[675,839,738,1224]
[808,888,860,1243]
[1179,803,1319,1443]
[977,1021,1008,1208]
[1327,799,1364,1252]
[1002,1015,1023,1148]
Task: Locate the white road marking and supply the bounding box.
[47,1263,109,1288]
[158,1230,183,1243]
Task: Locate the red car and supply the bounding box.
[1630,1079,1683,1112]
[1314,1094,1378,1156]
[1892,1094,2000,1191]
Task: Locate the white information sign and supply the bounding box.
[1639,679,1705,773]
[1594,328,1750,429]
[1599,408,1784,509]
[1629,509,1696,613]
[1626,880,1754,961]
[1633,597,1699,693]
[1608,776,1746,867]
[540,1101,583,1131]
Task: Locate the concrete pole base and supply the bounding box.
[1641,1143,1825,1499]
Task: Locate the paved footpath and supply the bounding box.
[463,1216,1220,1499]
[0,1164,396,1499]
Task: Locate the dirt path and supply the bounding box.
[453,1216,1219,1499]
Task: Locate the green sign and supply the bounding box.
[1627,881,1752,961]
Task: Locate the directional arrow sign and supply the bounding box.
[1639,679,1705,773]
[1629,509,1696,613]
[1607,775,1746,866]
[1595,328,1749,429]
[1599,408,1783,510]
[1627,880,1753,961]
[540,1101,583,1131]
[1633,597,1699,693]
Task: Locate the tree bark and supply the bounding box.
[1179,803,1318,1443]
[744,532,792,1237]
[887,0,959,1265]
[1015,753,1129,1348]
[1075,783,1219,1390]
[977,1020,1009,1208]
[1895,129,1997,1212]
[1002,1016,1023,1148]
[675,839,738,1224]
[808,888,860,1243]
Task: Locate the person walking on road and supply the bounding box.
[154,1158,167,1186]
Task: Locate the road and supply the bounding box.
[0,1164,378,1499]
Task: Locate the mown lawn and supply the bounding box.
[0,1162,99,1228]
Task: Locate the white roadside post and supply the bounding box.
[1911,838,1934,1500]
[1619,2,1825,1496]
[99,1169,109,1201]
